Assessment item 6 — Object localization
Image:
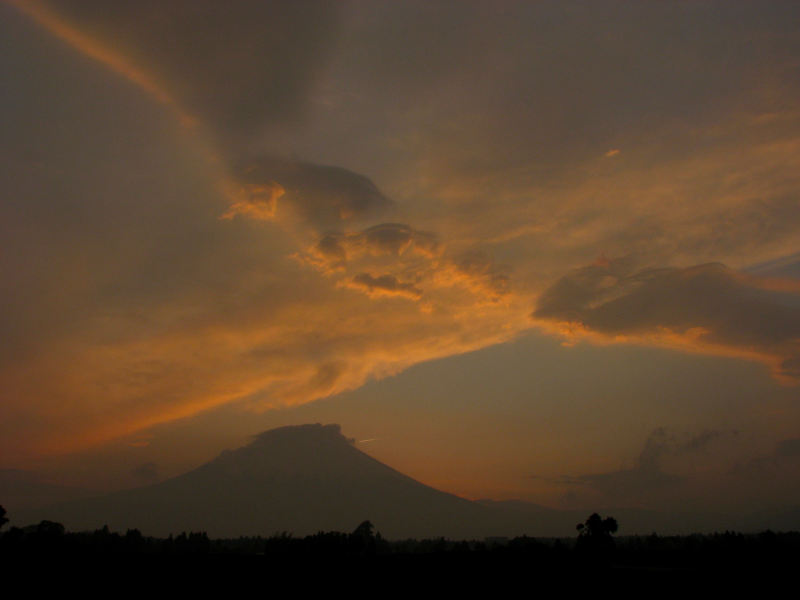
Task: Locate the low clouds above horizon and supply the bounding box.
[547,428,800,512]
[2,0,800,465]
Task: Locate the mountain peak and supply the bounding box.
[207,423,360,475]
[22,423,498,539]
[251,423,350,445]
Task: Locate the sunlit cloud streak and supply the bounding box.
[6,0,192,126]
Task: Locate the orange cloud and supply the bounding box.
[1,286,530,461]
[303,223,440,272]
[342,273,423,300]
[297,222,511,307]
[221,182,285,221]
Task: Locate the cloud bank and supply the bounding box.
[534,260,800,382]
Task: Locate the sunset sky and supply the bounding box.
[2,0,800,518]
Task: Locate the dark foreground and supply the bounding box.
[3,518,799,587]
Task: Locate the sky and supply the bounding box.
[2,0,800,519]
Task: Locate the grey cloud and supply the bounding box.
[534,261,800,381]
[548,428,733,503]
[750,253,800,280]
[45,0,341,141]
[637,428,674,471]
[546,429,800,512]
[36,2,397,236]
[327,1,800,185]
[555,429,684,501]
[570,466,683,500]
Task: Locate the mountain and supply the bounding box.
[15,424,793,539]
[15,424,504,539]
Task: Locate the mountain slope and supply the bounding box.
[19,424,500,539]
[19,424,781,538]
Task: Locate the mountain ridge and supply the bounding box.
[15,423,495,539]
[11,424,800,538]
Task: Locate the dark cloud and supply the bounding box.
[534,261,800,381]
[44,0,341,140]
[232,157,395,229]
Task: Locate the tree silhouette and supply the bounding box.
[352,520,374,539]
[577,513,618,538]
[0,505,7,530]
[576,513,618,559]
[350,520,376,555]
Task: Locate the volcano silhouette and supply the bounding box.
[31,424,501,538]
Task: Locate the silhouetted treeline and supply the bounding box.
[2,518,799,574]
[0,521,213,555]
[613,530,800,571]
